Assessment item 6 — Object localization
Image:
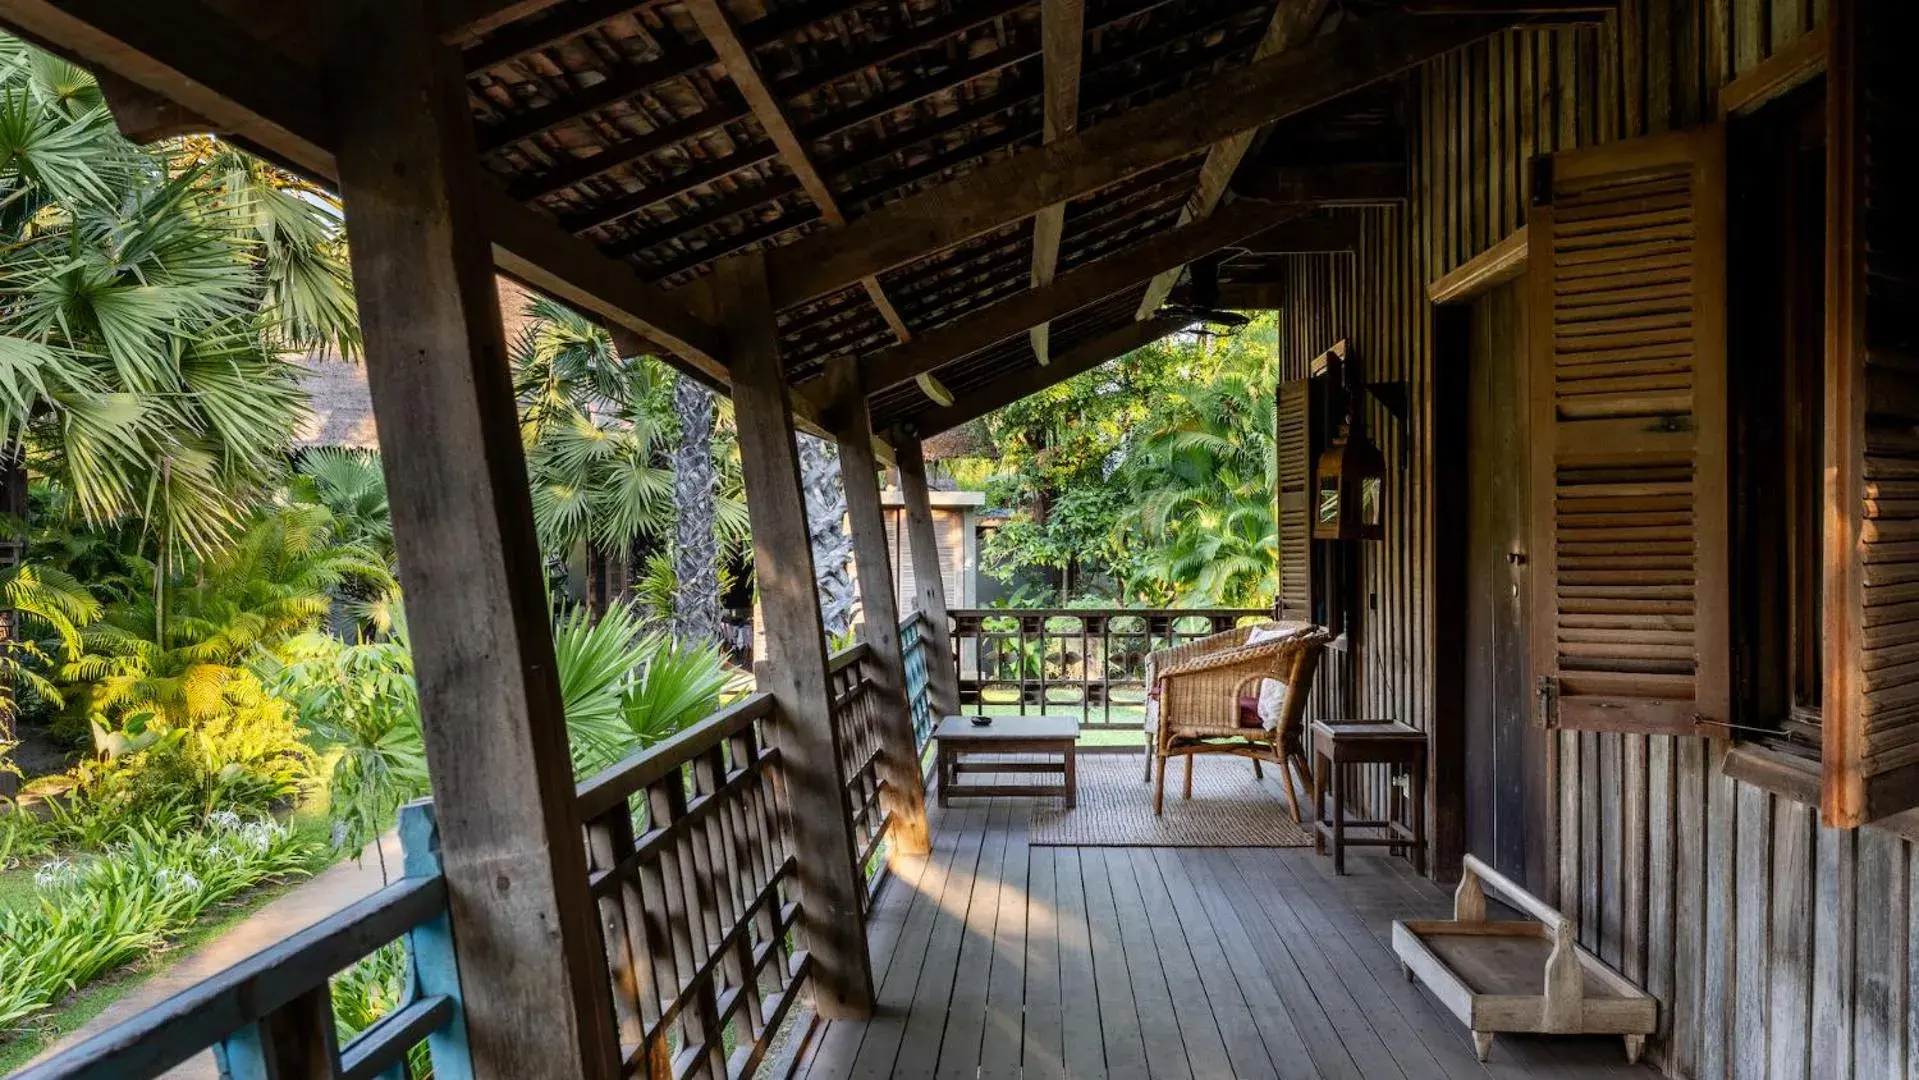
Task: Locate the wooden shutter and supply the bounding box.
[1277,378,1314,622]
[1825,0,1919,826]
[1527,125,1729,735]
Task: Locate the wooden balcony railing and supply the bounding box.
[574,692,808,1080]
[948,607,1272,734]
[17,802,470,1080]
[22,619,944,1080]
[898,611,936,756]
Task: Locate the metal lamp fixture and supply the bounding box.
[1313,374,1387,542]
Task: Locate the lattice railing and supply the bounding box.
[575,693,808,1080]
[826,640,894,907]
[948,608,1271,732]
[899,610,936,755]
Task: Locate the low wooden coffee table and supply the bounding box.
[933,714,1080,807]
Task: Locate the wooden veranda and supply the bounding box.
[10,0,1919,1078]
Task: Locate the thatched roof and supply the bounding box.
[292,355,378,450]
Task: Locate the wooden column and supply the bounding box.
[711,251,876,1018]
[896,440,961,719]
[824,360,931,856]
[326,2,618,1076]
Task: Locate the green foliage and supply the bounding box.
[967,316,1283,607]
[0,36,351,563]
[554,599,743,779]
[290,448,392,566]
[330,941,431,1078]
[1124,328,1280,606]
[0,814,319,1037]
[512,297,750,566]
[266,627,424,859]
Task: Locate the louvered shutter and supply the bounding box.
[1527,125,1729,735]
[1277,378,1314,622]
[1825,0,1919,826]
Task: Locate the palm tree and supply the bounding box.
[511,297,750,622]
[291,447,392,564]
[798,434,855,639]
[1127,341,1281,607]
[670,374,722,646]
[513,298,670,610]
[0,39,354,562]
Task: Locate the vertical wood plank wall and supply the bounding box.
[1280,3,1918,1076]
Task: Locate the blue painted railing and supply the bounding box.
[17,801,470,1080]
[899,610,935,755]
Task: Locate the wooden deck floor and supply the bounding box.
[796,779,1654,1080]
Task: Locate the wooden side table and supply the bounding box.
[1310,720,1427,875]
[933,714,1080,806]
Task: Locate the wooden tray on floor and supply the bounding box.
[1392,855,1656,1064]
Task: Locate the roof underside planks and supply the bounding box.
[0,0,1584,439]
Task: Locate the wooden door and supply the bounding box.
[1463,276,1548,891]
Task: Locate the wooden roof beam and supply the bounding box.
[461,0,666,72]
[1237,213,1362,253]
[772,0,1034,100]
[557,141,782,233]
[0,2,722,363]
[509,98,754,202]
[0,0,879,450]
[473,39,717,153]
[1233,161,1408,205]
[686,0,912,344]
[907,316,1186,435]
[755,8,1508,310]
[1029,0,1084,367]
[1171,281,1286,308]
[849,198,1297,400]
[441,0,588,41]
[1134,0,1329,320]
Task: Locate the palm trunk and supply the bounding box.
[671,375,721,646]
[797,433,855,640]
[0,444,22,799]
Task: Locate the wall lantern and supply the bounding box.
[1312,343,1388,542]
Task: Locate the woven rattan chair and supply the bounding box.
[1143,623,1332,820]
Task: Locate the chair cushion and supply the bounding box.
[1237,693,1265,729]
[1243,625,1293,729]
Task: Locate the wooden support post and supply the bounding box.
[326,3,618,1075]
[823,360,931,856]
[711,251,876,1018]
[896,441,961,719]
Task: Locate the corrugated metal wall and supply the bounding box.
[1280,3,1919,1075]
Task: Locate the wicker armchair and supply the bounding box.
[1143,623,1332,820]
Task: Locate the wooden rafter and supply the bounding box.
[461,0,664,72]
[508,99,753,201]
[473,39,717,153]
[1028,0,1084,366]
[0,0,896,448]
[440,0,584,41]
[687,0,913,344]
[1134,0,1329,319]
[849,198,1297,398]
[909,316,1186,435]
[757,9,1504,310]
[1234,161,1408,204]
[1236,212,1362,252]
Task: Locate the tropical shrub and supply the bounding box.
[330,941,432,1078]
[0,813,319,1038]
[556,600,742,779]
[267,627,425,863]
